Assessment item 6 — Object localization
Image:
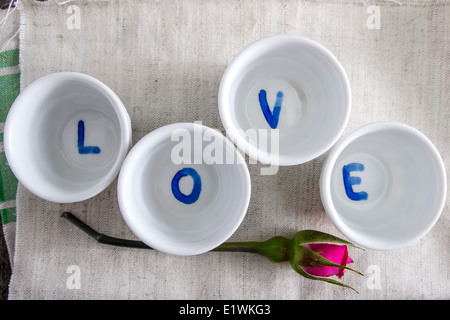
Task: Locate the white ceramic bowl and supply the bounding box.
[219,35,351,165]
[4,72,132,203]
[117,123,251,256]
[320,122,447,250]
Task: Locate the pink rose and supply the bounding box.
[303,243,354,279]
[287,230,362,291]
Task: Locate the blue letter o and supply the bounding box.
[171,168,202,204]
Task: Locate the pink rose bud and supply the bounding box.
[303,243,354,279]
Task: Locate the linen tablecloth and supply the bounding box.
[3,0,450,299]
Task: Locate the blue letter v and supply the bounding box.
[258,89,283,129]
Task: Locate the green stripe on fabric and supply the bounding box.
[0,73,20,123]
[0,147,18,203]
[0,60,20,225]
[0,49,19,69]
[1,207,16,224]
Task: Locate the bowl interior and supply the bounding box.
[220,36,350,165]
[118,124,251,256]
[326,124,446,250]
[5,73,128,202]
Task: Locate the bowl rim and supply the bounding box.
[319,121,447,250]
[4,71,132,203]
[117,122,252,256]
[218,34,352,166]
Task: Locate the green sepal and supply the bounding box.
[293,230,364,250]
[290,259,359,293]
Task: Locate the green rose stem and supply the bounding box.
[212,236,291,262]
[62,212,363,291]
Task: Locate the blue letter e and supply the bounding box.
[342,163,368,201]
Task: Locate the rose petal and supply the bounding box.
[304,243,353,278]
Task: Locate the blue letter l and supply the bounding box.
[78,120,101,154]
